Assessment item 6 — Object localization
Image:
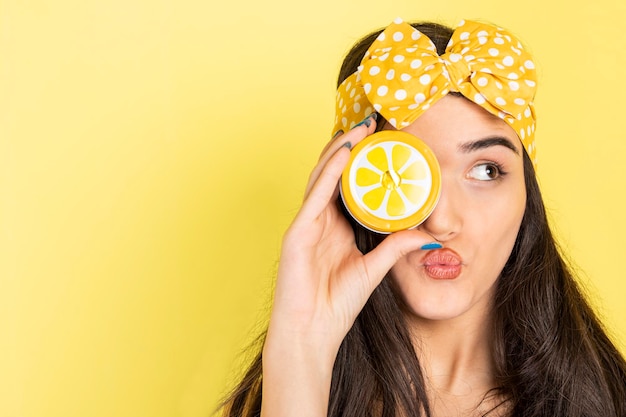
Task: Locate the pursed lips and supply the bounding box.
[420,248,463,280]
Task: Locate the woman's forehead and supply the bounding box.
[392,95,522,150]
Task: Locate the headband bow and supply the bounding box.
[333,18,538,163]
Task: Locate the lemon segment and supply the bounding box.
[392,143,412,172]
[401,160,427,180]
[400,183,426,205]
[363,187,387,212]
[366,146,389,172]
[340,130,441,234]
[356,167,381,187]
[387,190,406,217]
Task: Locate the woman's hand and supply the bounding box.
[261,116,437,417]
[266,115,436,355]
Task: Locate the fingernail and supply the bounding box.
[421,242,443,250]
[352,113,376,129]
[342,141,352,149]
[332,129,344,139]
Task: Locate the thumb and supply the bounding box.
[360,229,440,291]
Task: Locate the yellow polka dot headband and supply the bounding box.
[333,18,538,163]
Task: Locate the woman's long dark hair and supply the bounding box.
[218,22,626,417]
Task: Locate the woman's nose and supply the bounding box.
[418,180,463,242]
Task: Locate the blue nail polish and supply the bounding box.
[353,118,371,129]
[342,141,352,149]
[421,242,443,250]
[352,113,376,129]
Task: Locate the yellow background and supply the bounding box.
[2,0,625,416]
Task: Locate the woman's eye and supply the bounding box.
[468,163,502,181]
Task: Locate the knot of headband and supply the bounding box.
[333,18,538,163]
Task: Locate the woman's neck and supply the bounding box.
[404,298,504,416]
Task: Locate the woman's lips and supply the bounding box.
[421,248,463,280]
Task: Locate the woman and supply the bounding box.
[219,18,626,416]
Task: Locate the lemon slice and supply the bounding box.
[340,130,441,234]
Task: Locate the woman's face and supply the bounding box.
[388,95,526,323]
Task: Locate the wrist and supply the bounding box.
[262,327,340,373]
[261,334,336,417]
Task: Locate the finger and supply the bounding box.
[296,143,352,225]
[360,229,440,291]
[304,117,377,199]
[317,129,345,159]
[319,114,378,162]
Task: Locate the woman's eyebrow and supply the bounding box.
[458,136,520,155]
